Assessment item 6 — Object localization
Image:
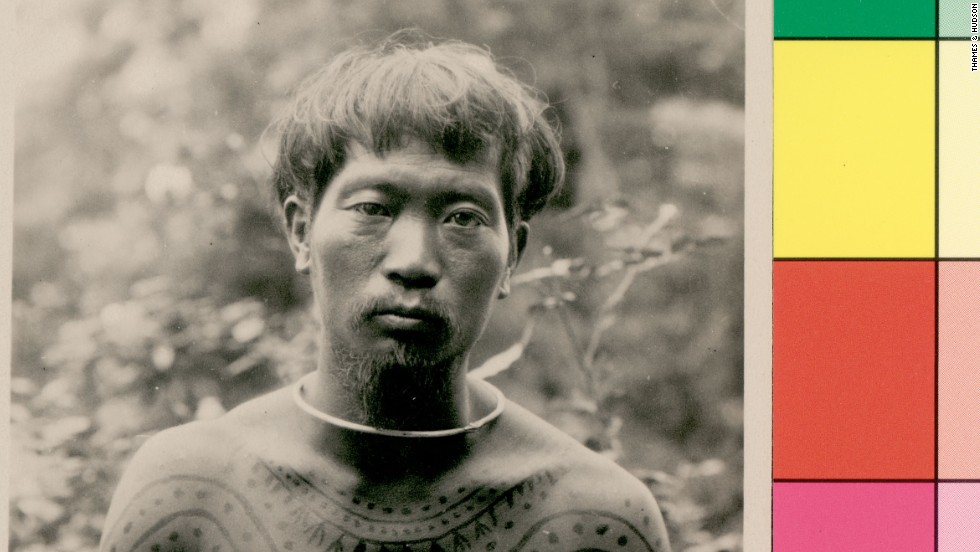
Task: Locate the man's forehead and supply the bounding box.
[327,140,505,204]
[344,137,500,174]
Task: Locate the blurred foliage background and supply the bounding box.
[11,0,744,550]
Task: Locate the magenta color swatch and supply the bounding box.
[940,483,980,552]
[774,482,934,551]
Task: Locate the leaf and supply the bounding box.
[151,344,176,370]
[194,396,226,420]
[231,316,265,343]
[16,496,65,524]
[510,258,585,286]
[41,416,91,448]
[469,322,535,380]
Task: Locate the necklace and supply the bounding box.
[292,375,506,438]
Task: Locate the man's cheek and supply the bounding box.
[463,253,508,295]
[320,238,377,282]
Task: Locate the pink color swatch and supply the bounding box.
[940,483,980,551]
[774,482,934,551]
[939,262,980,478]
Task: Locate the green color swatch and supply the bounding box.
[776,0,935,38]
[940,0,979,36]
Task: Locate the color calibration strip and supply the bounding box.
[774,1,980,550]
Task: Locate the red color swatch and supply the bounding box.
[774,261,935,479]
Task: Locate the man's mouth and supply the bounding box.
[368,306,445,333]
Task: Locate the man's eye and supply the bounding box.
[351,203,389,217]
[446,211,484,228]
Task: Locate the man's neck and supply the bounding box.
[299,362,479,480]
[309,352,472,432]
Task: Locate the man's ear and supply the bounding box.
[499,222,530,299]
[283,195,312,274]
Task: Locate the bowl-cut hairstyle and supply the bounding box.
[268,31,565,227]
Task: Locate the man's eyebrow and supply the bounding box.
[335,179,402,198]
[426,187,500,212]
[337,175,501,211]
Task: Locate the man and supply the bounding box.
[101,35,671,552]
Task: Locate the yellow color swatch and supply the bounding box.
[939,41,980,257]
[775,41,935,258]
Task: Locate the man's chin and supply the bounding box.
[338,337,453,371]
[369,332,455,366]
[331,341,458,427]
[370,343,435,370]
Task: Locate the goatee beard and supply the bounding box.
[331,342,457,430]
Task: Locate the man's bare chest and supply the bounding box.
[243,454,564,551]
[118,451,657,552]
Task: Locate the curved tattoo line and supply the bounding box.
[107,475,279,552]
[277,472,556,546]
[262,461,489,524]
[125,509,241,552]
[509,510,655,552]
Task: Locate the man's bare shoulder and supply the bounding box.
[484,399,672,551]
[490,397,659,490]
[99,388,295,552]
[106,386,294,489]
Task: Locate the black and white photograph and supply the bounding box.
[9,1,746,551]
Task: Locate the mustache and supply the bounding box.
[352,296,458,332]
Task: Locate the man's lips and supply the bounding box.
[368,306,444,332]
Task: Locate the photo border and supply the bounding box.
[1,1,764,549]
[745,0,774,549]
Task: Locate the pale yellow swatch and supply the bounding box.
[939,41,980,257]
[774,41,935,258]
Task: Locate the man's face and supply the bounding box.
[288,139,524,374]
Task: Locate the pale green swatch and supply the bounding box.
[941,0,979,37]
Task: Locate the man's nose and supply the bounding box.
[381,217,442,289]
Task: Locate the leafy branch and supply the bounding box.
[474,201,728,457]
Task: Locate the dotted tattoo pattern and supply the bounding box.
[105,458,665,552]
[261,459,563,551]
[104,474,280,552]
[259,460,662,551]
[509,509,660,552]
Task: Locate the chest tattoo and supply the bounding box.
[259,460,660,551]
[108,458,664,552]
[260,459,562,550]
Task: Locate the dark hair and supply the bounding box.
[268,32,564,226]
